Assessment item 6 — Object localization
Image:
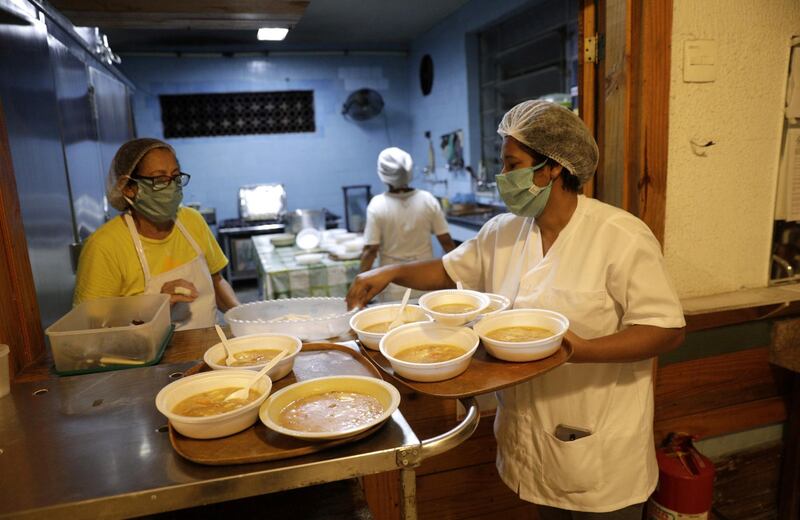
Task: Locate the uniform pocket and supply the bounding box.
[540,428,603,493]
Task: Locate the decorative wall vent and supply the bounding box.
[159,90,315,138]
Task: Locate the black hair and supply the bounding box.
[517,142,582,193]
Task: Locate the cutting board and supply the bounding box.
[169,343,386,465]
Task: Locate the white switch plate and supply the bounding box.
[684,39,717,83]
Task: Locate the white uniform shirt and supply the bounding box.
[443,196,685,512]
[363,189,449,265]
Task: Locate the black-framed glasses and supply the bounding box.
[131,172,191,191]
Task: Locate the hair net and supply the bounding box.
[377,147,414,187]
[497,100,599,185]
[106,138,176,211]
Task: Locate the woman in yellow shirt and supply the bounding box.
[74,138,239,330]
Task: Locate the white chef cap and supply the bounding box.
[377,147,414,187]
[106,138,176,211]
[497,100,599,185]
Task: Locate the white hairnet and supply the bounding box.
[497,100,599,185]
[106,138,176,211]
[377,147,414,187]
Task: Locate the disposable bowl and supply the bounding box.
[478,293,512,317]
[349,304,433,350]
[203,333,302,380]
[155,370,272,439]
[225,297,356,341]
[418,289,490,326]
[472,308,569,362]
[379,322,479,382]
[260,375,400,440]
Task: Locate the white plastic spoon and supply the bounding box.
[215,324,238,366]
[224,349,287,402]
[387,288,412,331]
[456,280,463,290]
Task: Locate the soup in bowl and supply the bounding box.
[418,289,490,326]
[472,308,569,362]
[350,304,433,350]
[155,369,272,439]
[204,333,302,381]
[260,375,400,440]
[380,322,480,382]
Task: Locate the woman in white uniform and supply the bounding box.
[74,138,239,330]
[360,147,456,301]
[347,102,686,518]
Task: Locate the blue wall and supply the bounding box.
[406,0,535,201]
[121,53,410,223]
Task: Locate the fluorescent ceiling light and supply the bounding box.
[257,28,289,41]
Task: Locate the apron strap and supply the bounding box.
[124,213,152,283]
[175,218,204,257]
[499,217,535,303]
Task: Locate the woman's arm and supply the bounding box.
[566,325,685,363]
[346,259,455,309]
[212,272,240,312]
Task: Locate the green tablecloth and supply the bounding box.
[252,235,361,300]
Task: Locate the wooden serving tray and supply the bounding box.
[358,342,572,399]
[169,343,385,465]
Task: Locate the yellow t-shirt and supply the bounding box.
[73,207,228,305]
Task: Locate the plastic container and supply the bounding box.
[350,304,433,350]
[419,289,490,326]
[45,294,171,372]
[225,297,356,341]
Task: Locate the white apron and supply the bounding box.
[378,250,431,302]
[124,214,217,331]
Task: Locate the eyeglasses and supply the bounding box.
[131,172,191,191]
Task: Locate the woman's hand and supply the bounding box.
[346,267,395,310]
[160,279,199,305]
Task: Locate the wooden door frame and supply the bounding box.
[0,100,46,379]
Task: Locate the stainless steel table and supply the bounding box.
[0,362,479,520]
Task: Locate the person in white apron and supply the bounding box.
[73,138,239,330]
[346,102,686,517]
[359,147,455,302]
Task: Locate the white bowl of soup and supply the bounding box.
[260,375,400,441]
[350,304,433,350]
[155,369,272,439]
[477,293,512,317]
[472,308,569,362]
[379,322,480,382]
[204,333,302,380]
[418,289,490,326]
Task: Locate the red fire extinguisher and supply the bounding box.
[647,433,715,520]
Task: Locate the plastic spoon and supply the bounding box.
[387,288,412,331]
[224,350,287,402]
[214,324,238,367]
[456,280,463,290]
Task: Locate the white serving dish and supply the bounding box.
[349,304,433,350]
[472,308,569,362]
[478,293,512,317]
[334,232,359,243]
[45,294,171,372]
[379,322,479,382]
[343,238,364,252]
[295,253,325,265]
[418,289,490,326]
[224,297,356,341]
[155,369,272,439]
[203,333,302,380]
[260,375,400,440]
[269,233,296,247]
[296,227,322,251]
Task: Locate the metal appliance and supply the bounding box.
[285,209,325,234]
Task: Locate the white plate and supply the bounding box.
[331,248,362,260]
[269,233,296,247]
[296,228,322,251]
[296,253,325,265]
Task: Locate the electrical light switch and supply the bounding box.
[683,39,717,83]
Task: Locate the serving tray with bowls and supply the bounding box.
[167,343,397,465]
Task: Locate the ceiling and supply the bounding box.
[49,0,472,52]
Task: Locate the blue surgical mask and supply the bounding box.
[124,179,183,224]
[496,160,550,218]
